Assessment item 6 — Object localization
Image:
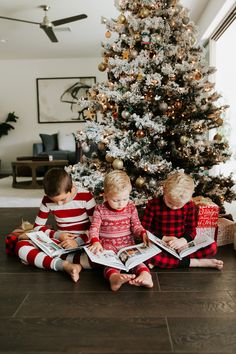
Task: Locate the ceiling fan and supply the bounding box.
[0,4,87,43]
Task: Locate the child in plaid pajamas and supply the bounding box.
[142,172,223,270]
[15,168,96,282]
[88,170,153,291]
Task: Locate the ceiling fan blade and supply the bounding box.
[0,15,40,25]
[40,25,58,42]
[52,14,87,27]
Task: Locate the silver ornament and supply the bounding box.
[159,102,168,111]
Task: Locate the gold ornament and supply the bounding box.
[180,136,188,145]
[135,176,145,188]
[194,71,202,81]
[213,133,222,141]
[117,14,126,24]
[105,154,115,163]
[112,159,124,170]
[219,195,225,202]
[137,73,143,80]
[98,62,107,72]
[140,8,150,18]
[105,31,111,38]
[98,142,106,151]
[134,33,141,41]
[186,24,194,32]
[216,118,223,126]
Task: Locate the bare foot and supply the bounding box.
[109,273,136,291]
[129,271,153,288]
[63,261,82,282]
[190,258,224,270]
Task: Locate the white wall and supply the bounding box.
[0,57,106,173]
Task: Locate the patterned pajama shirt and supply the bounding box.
[89,201,150,280]
[141,196,217,268]
[15,189,96,271]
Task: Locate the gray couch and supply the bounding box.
[33,133,80,165]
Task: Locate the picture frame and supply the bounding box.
[36,76,96,123]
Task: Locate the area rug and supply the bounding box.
[0,176,43,207]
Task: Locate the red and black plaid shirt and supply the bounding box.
[141,196,196,242]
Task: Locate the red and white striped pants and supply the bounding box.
[15,240,82,271]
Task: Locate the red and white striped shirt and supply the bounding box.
[34,188,96,244]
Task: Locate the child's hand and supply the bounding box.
[59,233,77,242]
[18,232,30,241]
[165,237,187,250]
[60,239,78,249]
[89,242,103,254]
[142,232,150,246]
[162,236,175,243]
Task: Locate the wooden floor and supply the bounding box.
[1,207,236,354]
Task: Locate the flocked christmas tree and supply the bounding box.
[67,0,236,213]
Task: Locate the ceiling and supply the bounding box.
[0,0,209,60]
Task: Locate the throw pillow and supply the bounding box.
[57,132,75,152]
[40,133,58,152]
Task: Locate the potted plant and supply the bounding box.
[0,112,19,172]
[0,112,19,138]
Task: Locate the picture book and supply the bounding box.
[27,231,82,257]
[84,242,161,271]
[147,231,214,260]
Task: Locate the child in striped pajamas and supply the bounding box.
[88,170,153,291]
[142,172,223,270]
[15,168,96,282]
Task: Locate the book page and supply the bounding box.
[179,235,214,258]
[84,247,127,271]
[147,231,181,259]
[27,231,82,257]
[117,242,162,270]
[27,231,62,256]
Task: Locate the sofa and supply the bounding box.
[33,132,80,165]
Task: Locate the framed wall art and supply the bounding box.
[36,76,96,123]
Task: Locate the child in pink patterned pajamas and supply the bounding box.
[88,170,153,291]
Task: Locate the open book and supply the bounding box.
[26,231,82,257]
[147,231,214,260]
[84,242,161,271]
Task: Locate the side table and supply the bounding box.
[12,159,68,189]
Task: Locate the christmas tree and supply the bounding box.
[67,0,236,213]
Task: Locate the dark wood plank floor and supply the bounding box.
[1,207,236,354]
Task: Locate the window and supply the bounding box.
[210,6,236,179]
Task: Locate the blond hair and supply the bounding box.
[104,170,132,195]
[164,172,194,204]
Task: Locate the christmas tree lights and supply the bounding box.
[67,0,235,212]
